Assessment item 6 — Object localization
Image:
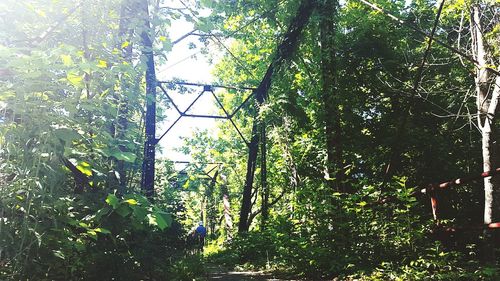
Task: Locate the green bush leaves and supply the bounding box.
[105,193,172,231]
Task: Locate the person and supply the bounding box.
[194,221,207,250]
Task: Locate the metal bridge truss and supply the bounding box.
[155,81,256,147]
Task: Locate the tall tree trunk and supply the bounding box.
[207,170,219,237]
[471,3,500,262]
[220,175,234,240]
[238,0,316,233]
[319,0,343,192]
[238,121,259,232]
[140,0,157,199]
[260,122,269,229]
[113,0,134,195]
[279,117,300,218]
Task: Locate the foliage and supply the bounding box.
[168,255,207,281]
[1,0,500,280]
[182,0,499,279]
[0,0,186,279]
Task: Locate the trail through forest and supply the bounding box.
[206,265,297,281]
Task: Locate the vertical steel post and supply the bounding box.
[260,121,268,228]
[140,0,157,199]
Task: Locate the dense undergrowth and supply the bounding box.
[0,181,186,280]
[208,235,499,280]
[204,181,499,280]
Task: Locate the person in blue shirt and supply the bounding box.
[194,221,207,250]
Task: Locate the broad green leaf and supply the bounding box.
[152,211,172,230]
[133,206,148,221]
[124,199,138,205]
[78,222,89,228]
[54,128,81,144]
[61,54,73,66]
[94,228,111,234]
[154,214,168,230]
[111,151,137,163]
[105,194,119,209]
[66,218,78,226]
[66,72,83,87]
[115,204,131,217]
[97,60,107,68]
[86,230,97,240]
[76,161,92,177]
[95,206,111,220]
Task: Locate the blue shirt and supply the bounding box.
[195,225,207,237]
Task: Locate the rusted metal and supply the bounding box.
[421,168,500,194]
[430,193,440,221]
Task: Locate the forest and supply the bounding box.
[1,0,500,280]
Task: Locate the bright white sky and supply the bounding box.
[156,2,221,163]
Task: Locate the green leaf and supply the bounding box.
[94,227,111,234]
[53,250,65,260]
[61,54,73,66]
[78,222,89,228]
[74,239,86,252]
[196,21,214,32]
[111,151,137,163]
[66,71,83,87]
[95,206,111,221]
[86,229,97,240]
[152,211,172,230]
[105,194,119,209]
[132,206,148,221]
[124,199,138,205]
[76,161,92,177]
[97,60,107,68]
[54,128,81,144]
[115,204,131,217]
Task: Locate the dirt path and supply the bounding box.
[207,265,298,281]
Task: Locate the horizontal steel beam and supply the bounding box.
[157,80,256,91]
[182,113,228,119]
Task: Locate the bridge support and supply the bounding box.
[140,1,157,199]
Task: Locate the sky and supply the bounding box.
[155,2,221,163]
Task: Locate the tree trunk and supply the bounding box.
[113,0,134,195]
[260,122,269,229]
[220,175,233,240]
[319,0,343,192]
[140,0,157,199]
[280,117,300,217]
[237,0,316,233]
[207,170,218,237]
[471,3,500,262]
[238,120,259,232]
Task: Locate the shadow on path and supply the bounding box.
[207,265,299,281]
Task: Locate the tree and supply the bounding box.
[319,0,343,192]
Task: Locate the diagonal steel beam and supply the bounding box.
[210,90,250,146]
[158,84,182,114]
[230,90,255,118]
